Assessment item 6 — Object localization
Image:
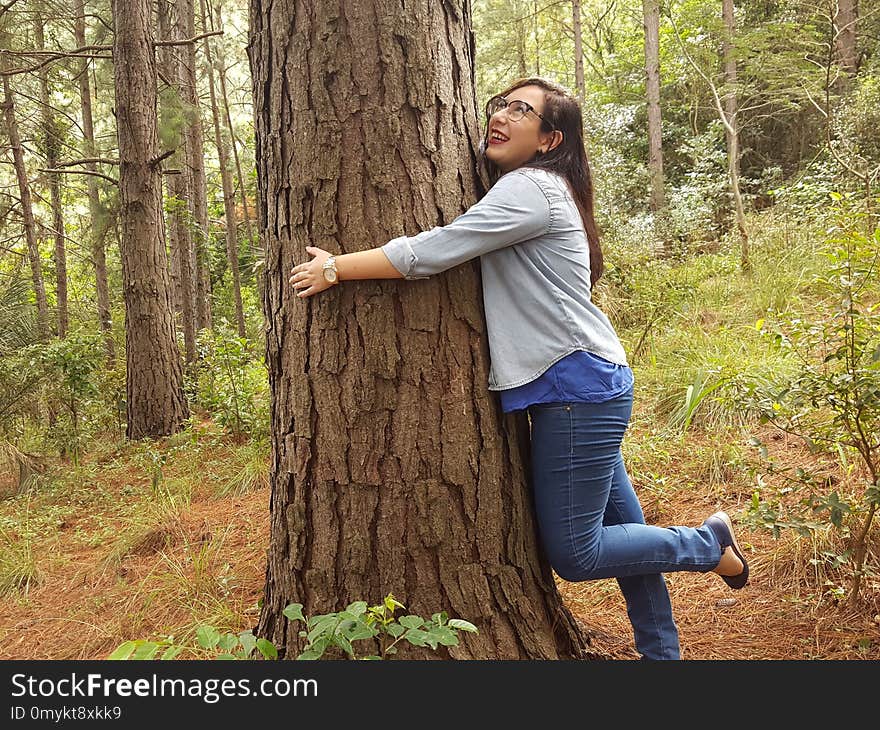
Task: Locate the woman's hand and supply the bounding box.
[289,246,336,299]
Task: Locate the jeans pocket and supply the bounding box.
[528,402,572,412]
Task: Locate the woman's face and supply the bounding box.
[484,84,557,173]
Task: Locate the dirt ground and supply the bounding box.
[1,426,878,661]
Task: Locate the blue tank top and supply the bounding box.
[499,350,634,413]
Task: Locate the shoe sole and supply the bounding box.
[704,511,749,590]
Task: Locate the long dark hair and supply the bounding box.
[480,77,604,286]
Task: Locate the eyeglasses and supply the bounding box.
[485,95,555,130]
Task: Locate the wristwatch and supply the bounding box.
[322,255,338,284]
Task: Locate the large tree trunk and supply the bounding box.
[74,0,114,363]
[157,0,198,364]
[642,0,666,214]
[249,0,593,660]
[201,0,245,339]
[112,0,189,439]
[2,72,50,340]
[35,17,68,339]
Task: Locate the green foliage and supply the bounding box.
[734,199,880,600]
[108,593,478,661]
[283,593,478,660]
[17,332,104,462]
[191,325,268,439]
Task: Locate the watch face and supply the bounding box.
[323,267,337,283]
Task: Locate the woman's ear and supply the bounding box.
[540,130,563,154]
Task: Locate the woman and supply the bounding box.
[288,77,749,660]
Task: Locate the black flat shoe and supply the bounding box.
[703,511,749,590]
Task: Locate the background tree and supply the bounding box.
[112,0,189,438]
[34,13,68,338]
[643,0,667,217]
[73,0,115,363]
[2,53,50,340]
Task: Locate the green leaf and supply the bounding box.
[296,649,323,660]
[161,645,184,661]
[384,594,405,612]
[385,622,405,638]
[429,626,460,646]
[131,641,160,660]
[345,601,367,617]
[256,638,278,660]
[344,623,377,642]
[215,653,238,660]
[448,619,478,633]
[307,615,338,644]
[283,603,305,623]
[398,615,424,629]
[403,628,430,647]
[196,625,221,650]
[107,641,137,660]
[217,633,239,652]
[238,630,257,657]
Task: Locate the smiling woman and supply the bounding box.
[288,76,751,660]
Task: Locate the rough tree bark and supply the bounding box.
[35,16,68,338]
[157,0,198,364]
[112,0,189,439]
[74,0,114,363]
[248,0,594,660]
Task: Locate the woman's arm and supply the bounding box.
[290,169,550,298]
[289,246,403,298]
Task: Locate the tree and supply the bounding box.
[2,55,50,340]
[572,0,586,104]
[73,0,115,364]
[249,0,593,659]
[642,0,666,215]
[157,0,198,364]
[35,14,68,338]
[202,0,245,338]
[834,0,859,78]
[112,0,189,438]
[669,2,749,270]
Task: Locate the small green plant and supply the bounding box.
[735,198,880,606]
[282,593,478,660]
[193,326,268,439]
[108,593,478,660]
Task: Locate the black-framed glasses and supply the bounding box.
[485,95,555,130]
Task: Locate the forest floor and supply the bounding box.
[0,417,878,661]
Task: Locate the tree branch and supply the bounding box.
[39,167,117,185]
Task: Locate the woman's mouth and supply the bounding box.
[489,130,509,145]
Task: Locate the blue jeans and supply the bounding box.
[528,386,723,660]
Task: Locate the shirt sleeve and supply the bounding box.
[380,170,551,280]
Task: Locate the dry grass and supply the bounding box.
[0,418,877,661]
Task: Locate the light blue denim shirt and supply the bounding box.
[381,166,629,390]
